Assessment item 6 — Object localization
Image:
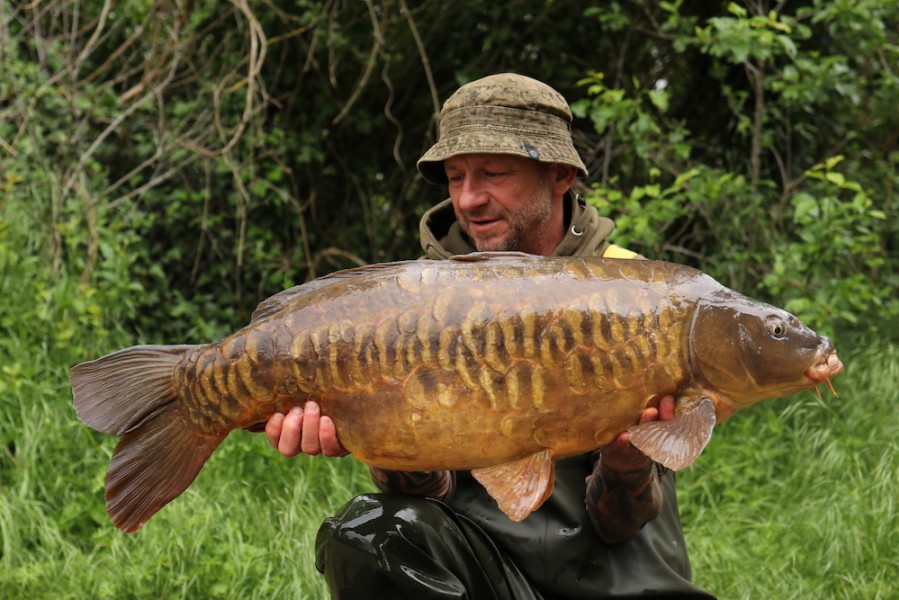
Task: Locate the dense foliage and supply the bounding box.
[2,0,897,342]
[1,0,898,597]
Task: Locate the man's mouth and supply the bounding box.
[465,215,503,234]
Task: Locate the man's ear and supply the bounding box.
[549,164,578,195]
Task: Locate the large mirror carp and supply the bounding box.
[71,252,843,532]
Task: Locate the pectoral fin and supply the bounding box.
[627,396,716,471]
[471,449,555,522]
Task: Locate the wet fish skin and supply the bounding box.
[168,256,692,470]
[70,252,843,531]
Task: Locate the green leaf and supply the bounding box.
[673,168,701,188]
[825,172,846,186]
[791,192,819,222]
[727,2,747,18]
[648,89,669,112]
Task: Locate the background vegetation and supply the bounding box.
[1,0,896,598]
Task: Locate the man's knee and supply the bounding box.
[315,494,450,571]
[315,494,477,597]
[315,493,538,599]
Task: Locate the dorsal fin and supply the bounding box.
[250,278,350,323]
[249,260,416,323]
[448,251,535,262]
[251,253,536,323]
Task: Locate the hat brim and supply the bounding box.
[417,130,588,184]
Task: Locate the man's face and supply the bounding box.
[444,154,556,254]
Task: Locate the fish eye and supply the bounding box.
[766,316,787,339]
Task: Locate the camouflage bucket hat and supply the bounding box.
[417,73,588,184]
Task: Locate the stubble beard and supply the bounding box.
[465,177,554,253]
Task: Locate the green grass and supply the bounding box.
[679,340,899,598]
[1,338,896,599]
[0,352,373,599]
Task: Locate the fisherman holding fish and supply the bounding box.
[72,73,842,595]
[266,74,716,598]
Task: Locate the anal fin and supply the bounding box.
[471,449,555,522]
[627,396,716,471]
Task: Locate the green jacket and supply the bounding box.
[417,192,714,598]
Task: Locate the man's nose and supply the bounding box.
[455,177,489,211]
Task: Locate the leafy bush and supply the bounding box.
[4,0,896,341]
[572,1,899,339]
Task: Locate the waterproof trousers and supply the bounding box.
[315,493,544,599]
[314,491,715,599]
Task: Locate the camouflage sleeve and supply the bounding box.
[369,467,455,501]
[584,451,664,544]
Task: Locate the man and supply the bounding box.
[266,73,714,598]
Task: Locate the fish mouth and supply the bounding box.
[805,346,844,397]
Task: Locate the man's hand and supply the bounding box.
[265,402,349,458]
[599,395,676,472]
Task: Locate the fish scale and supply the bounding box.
[70,252,843,531]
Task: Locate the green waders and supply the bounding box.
[315,456,716,599]
[316,494,543,599]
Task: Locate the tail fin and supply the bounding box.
[71,345,196,435]
[71,345,226,532]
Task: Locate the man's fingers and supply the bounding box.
[636,407,659,426]
[278,407,304,457]
[659,395,676,421]
[267,403,347,458]
[265,412,284,449]
[319,416,349,457]
[300,402,323,455]
[611,430,631,450]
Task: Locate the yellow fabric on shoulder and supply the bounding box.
[602,244,638,259]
